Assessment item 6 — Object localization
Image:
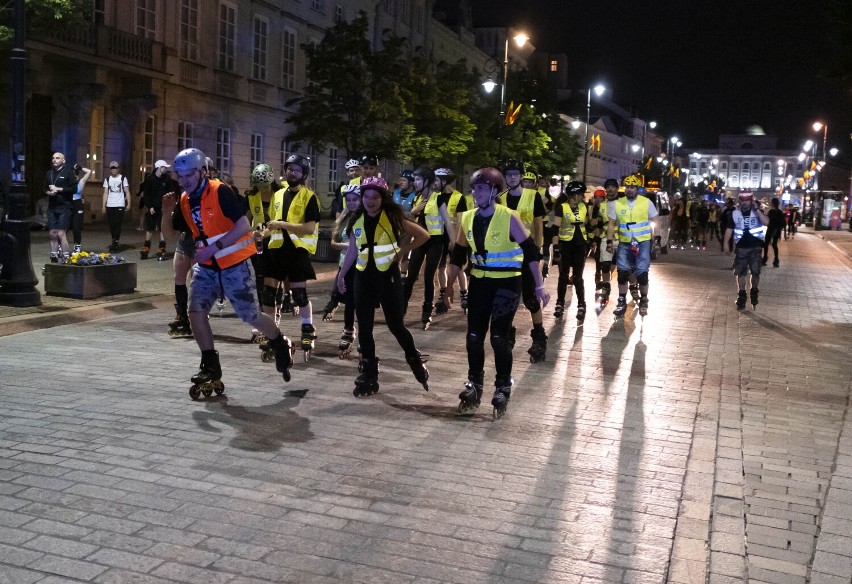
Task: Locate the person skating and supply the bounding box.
[139,159,178,261]
[336,177,430,397]
[605,175,659,318]
[163,148,293,398]
[594,179,620,311]
[445,167,549,419]
[763,197,784,268]
[551,180,590,321]
[497,160,548,362]
[723,190,768,310]
[433,167,467,316]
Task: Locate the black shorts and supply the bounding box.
[265,246,316,283]
[47,205,72,230]
[143,208,163,232]
[175,233,195,257]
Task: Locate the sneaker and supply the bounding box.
[73,244,82,253]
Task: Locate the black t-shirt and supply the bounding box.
[767,208,785,231]
[504,190,546,218]
[142,172,179,209]
[278,188,321,252]
[453,194,468,214]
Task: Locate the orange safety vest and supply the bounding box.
[179,179,255,269]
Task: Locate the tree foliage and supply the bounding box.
[0,0,90,43]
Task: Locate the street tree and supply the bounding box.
[0,0,89,43]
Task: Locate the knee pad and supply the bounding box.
[617,271,631,285]
[291,287,309,308]
[636,272,649,286]
[490,331,515,353]
[522,292,541,313]
[261,285,278,307]
[465,332,484,352]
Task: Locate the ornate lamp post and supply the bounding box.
[482,30,529,163]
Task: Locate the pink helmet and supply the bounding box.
[360,176,389,197]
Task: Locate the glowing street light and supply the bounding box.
[829,147,839,157]
[582,84,606,184]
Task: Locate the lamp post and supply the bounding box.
[582,84,605,184]
[482,30,528,163]
[642,120,656,162]
[813,122,828,160]
[0,0,41,307]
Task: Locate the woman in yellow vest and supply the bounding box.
[433,167,469,315]
[551,180,590,321]
[445,168,550,419]
[337,177,431,397]
[246,163,281,341]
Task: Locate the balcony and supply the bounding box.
[39,23,164,72]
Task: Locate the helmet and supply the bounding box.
[360,154,379,167]
[412,166,435,184]
[738,190,753,201]
[564,180,586,196]
[603,178,619,189]
[173,148,206,172]
[593,188,606,198]
[470,167,505,191]
[341,184,361,197]
[434,167,457,184]
[400,170,415,181]
[360,176,389,197]
[285,153,311,175]
[251,163,274,186]
[344,159,360,170]
[503,159,524,175]
[523,171,537,182]
[622,175,643,187]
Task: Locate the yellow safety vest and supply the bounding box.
[447,190,464,216]
[247,192,274,229]
[615,196,652,243]
[424,193,444,236]
[461,205,523,279]
[353,211,399,271]
[498,188,538,230]
[271,185,319,253]
[558,202,588,242]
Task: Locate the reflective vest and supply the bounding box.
[498,188,538,230]
[179,179,255,269]
[732,209,766,243]
[558,202,588,242]
[461,205,523,279]
[424,193,444,236]
[353,211,399,271]
[247,191,278,231]
[272,185,319,253]
[446,190,464,216]
[615,196,652,243]
[348,176,362,186]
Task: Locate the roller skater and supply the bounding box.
[551,180,590,327]
[446,167,549,420]
[595,179,620,314]
[139,159,175,265]
[337,177,430,398]
[492,382,513,420]
[434,167,469,318]
[189,349,225,400]
[723,190,768,315]
[338,329,356,359]
[168,304,193,338]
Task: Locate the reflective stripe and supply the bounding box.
[615,197,652,243]
[213,236,254,259]
[461,206,522,279]
[618,220,652,240]
[732,210,767,243]
[354,211,399,271]
[270,233,284,241]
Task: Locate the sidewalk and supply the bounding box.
[800,224,852,265]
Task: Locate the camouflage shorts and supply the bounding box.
[188,260,260,323]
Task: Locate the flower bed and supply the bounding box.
[44,253,137,299]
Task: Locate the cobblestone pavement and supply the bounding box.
[0,230,850,583]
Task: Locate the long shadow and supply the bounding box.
[191,389,314,452]
[743,311,849,362]
[600,318,633,395]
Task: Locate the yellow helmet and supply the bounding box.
[622,175,643,187]
[523,171,537,181]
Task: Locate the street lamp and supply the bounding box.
[813,122,828,160]
[641,120,656,162]
[582,84,605,184]
[482,30,528,162]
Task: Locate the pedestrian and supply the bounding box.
[336,177,430,397]
[605,175,659,318]
[43,152,77,262]
[70,164,92,253]
[102,160,130,252]
[139,159,178,259]
[762,197,784,268]
[551,180,590,321]
[724,190,769,310]
[162,148,294,398]
[445,167,549,419]
[719,198,735,252]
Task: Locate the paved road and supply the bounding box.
[0,227,850,583]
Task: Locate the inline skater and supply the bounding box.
[392,170,417,214]
[724,190,768,309]
[594,179,620,310]
[551,180,590,321]
[433,167,468,315]
[245,163,282,342]
[762,197,784,268]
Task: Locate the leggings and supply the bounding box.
[466,275,521,387]
[328,267,355,330]
[72,199,84,245]
[354,264,418,361]
[106,207,124,243]
[403,235,443,307]
[763,229,780,261]
[557,239,586,305]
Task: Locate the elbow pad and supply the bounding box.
[520,237,541,263]
[450,244,468,268]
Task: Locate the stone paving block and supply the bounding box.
[26,553,109,580]
[748,554,808,577]
[150,561,235,584]
[747,566,806,584]
[93,569,177,584]
[811,550,852,579]
[23,534,99,559]
[0,565,43,584]
[85,548,164,574]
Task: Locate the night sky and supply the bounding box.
[470,0,851,153]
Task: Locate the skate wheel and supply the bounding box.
[261,352,274,363]
[213,381,225,395]
[189,385,202,400]
[201,387,213,398]
[283,369,291,383]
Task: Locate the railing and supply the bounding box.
[215,71,240,97]
[106,28,153,67]
[40,24,163,71]
[180,61,201,86]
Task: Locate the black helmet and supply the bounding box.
[400,169,415,181]
[503,159,525,175]
[360,154,379,167]
[603,178,619,189]
[564,180,586,196]
[412,166,435,183]
[285,153,311,175]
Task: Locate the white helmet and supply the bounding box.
[344,159,360,170]
[341,184,360,196]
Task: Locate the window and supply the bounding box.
[742,162,749,172]
[216,128,231,174]
[253,16,269,81]
[327,147,338,193]
[143,116,155,172]
[281,29,296,90]
[550,60,558,72]
[251,133,264,172]
[311,0,323,11]
[720,161,728,171]
[88,106,104,180]
[334,4,344,22]
[180,0,199,61]
[281,139,295,176]
[178,122,193,151]
[136,0,156,39]
[218,2,237,72]
[307,145,316,180]
[93,0,105,24]
[731,162,739,171]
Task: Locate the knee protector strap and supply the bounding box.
[490,332,515,353]
[617,271,631,285]
[261,285,278,307]
[291,287,309,308]
[636,272,649,286]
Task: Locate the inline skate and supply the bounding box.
[353,358,379,397]
[492,380,513,420]
[260,333,295,382]
[576,303,587,321]
[189,350,224,400]
[527,327,548,363]
[750,288,759,310]
[736,289,747,310]
[613,295,628,319]
[300,323,316,362]
[167,304,192,338]
[338,329,355,359]
[553,301,564,319]
[638,296,648,317]
[460,290,469,315]
[405,352,430,391]
[457,374,484,415]
[421,302,433,330]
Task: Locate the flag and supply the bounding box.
[505,102,522,126]
[809,160,817,171]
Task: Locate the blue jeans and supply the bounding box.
[615,239,651,276]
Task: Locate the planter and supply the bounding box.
[44,262,137,299]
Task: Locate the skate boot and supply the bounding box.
[189,350,224,400]
[264,333,295,382]
[460,290,469,315]
[761,257,768,267]
[251,328,267,344]
[553,301,564,319]
[322,299,338,322]
[338,329,355,359]
[140,241,151,260]
[736,290,747,310]
[491,381,513,420]
[156,245,166,261]
[595,282,611,313]
[613,295,628,318]
[750,288,759,310]
[457,374,484,415]
[434,288,449,314]
[527,327,548,364]
[300,323,317,362]
[576,303,587,321]
[638,295,648,317]
[353,358,379,397]
[405,352,430,391]
[629,283,640,303]
[421,302,433,330]
[168,304,192,338]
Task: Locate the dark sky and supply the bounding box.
[470,0,851,152]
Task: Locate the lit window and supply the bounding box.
[550,60,558,72]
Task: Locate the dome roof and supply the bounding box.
[746,125,766,136]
